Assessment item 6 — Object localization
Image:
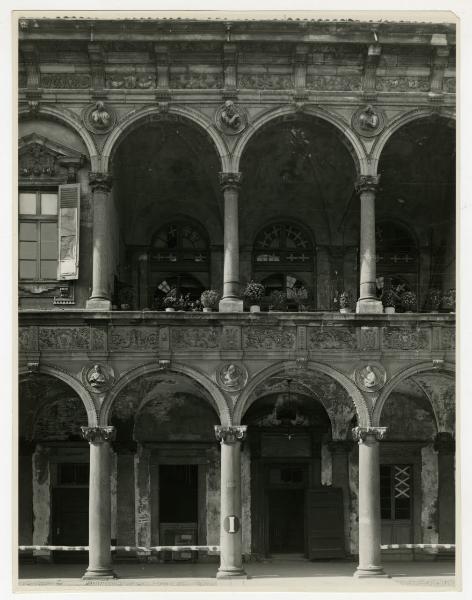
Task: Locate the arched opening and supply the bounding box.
[109,371,221,555]
[239,115,358,311]
[19,374,90,562]
[377,117,455,309]
[111,118,222,310]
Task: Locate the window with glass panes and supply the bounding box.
[380,464,412,520]
[19,191,58,280]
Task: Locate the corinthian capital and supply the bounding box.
[355,175,380,194]
[81,425,116,443]
[89,172,113,193]
[352,426,387,443]
[215,425,247,444]
[219,172,242,192]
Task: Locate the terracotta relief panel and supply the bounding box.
[375,76,430,92]
[91,327,107,352]
[242,327,296,350]
[222,326,242,350]
[19,326,38,352]
[238,73,293,90]
[440,327,455,350]
[171,327,221,349]
[109,327,159,351]
[306,75,362,91]
[382,327,430,351]
[38,327,90,350]
[308,327,356,350]
[40,74,91,89]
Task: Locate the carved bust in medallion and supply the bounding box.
[217,363,248,392]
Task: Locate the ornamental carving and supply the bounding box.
[89,172,113,193]
[375,77,430,92]
[351,105,386,137]
[443,78,456,93]
[106,73,156,89]
[353,362,386,393]
[172,327,220,349]
[109,327,159,351]
[308,327,356,350]
[83,101,117,135]
[217,363,248,392]
[19,326,38,352]
[19,134,82,181]
[219,172,242,191]
[214,101,247,135]
[243,327,296,350]
[169,71,223,89]
[215,425,247,444]
[382,327,430,351]
[441,327,455,350]
[222,326,241,350]
[81,426,116,443]
[39,327,90,350]
[91,328,107,351]
[238,73,292,90]
[82,363,114,394]
[356,175,380,194]
[352,426,387,442]
[360,327,378,351]
[306,75,362,91]
[41,74,91,89]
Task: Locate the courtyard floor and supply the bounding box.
[16,558,457,592]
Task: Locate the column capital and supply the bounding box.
[89,172,113,193]
[81,426,116,444]
[434,431,455,453]
[356,175,380,194]
[352,426,387,443]
[215,425,247,444]
[219,172,242,191]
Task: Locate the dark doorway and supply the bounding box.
[52,487,88,563]
[159,465,198,523]
[268,489,305,554]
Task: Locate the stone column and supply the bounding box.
[32,444,51,562]
[81,426,116,579]
[218,173,244,312]
[329,441,354,554]
[86,172,113,310]
[352,426,388,578]
[138,252,149,309]
[215,425,247,578]
[355,176,383,314]
[434,432,455,545]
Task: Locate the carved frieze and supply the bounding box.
[109,327,159,351]
[91,328,107,352]
[38,327,90,350]
[41,74,91,89]
[172,327,220,349]
[222,326,241,350]
[306,75,362,91]
[441,327,455,350]
[308,327,356,350]
[19,326,38,352]
[169,71,223,89]
[243,327,296,350]
[359,327,379,351]
[238,73,292,90]
[382,327,430,351]
[375,77,430,92]
[106,73,156,89]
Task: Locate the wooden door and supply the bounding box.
[268,489,305,553]
[306,487,345,559]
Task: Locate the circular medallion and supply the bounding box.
[217,363,248,392]
[353,362,386,393]
[351,105,386,137]
[83,101,117,135]
[82,363,114,394]
[214,101,247,135]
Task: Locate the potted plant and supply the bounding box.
[381,289,397,314]
[442,288,455,313]
[426,288,442,312]
[119,287,134,310]
[200,289,220,312]
[338,291,354,314]
[400,290,417,313]
[290,286,310,312]
[268,290,288,312]
[243,281,265,312]
[163,290,181,312]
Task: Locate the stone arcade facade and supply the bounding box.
[18,17,456,579]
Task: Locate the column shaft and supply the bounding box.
[353,427,388,578]
[215,426,247,578]
[82,426,116,579]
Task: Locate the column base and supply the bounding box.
[82,567,117,580]
[356,299,383,314]
[354,566,390,578]
[86,298,112,311]
[216,568,248,580]
[219,297,244,313]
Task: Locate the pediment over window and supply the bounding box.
[19,133,85,184]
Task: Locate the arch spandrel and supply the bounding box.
[234,361,370,432]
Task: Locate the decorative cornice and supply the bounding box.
[352,426,387,442]
[215,425,247,444]
[81,425,116,444]
[355,174,380,194]
[89,171,113,193]
[219,172,242,191]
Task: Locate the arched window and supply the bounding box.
[252,222,315,309]
[375,221,418,297]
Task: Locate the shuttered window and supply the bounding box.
[57,183,80,280]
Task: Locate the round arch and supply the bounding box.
[101,105,231,173]
[100,361,231,427]
[372,361,455,428]
[19,363,97,426]
[371,108,456,174]
[19,105,98,170]
[233,360,371,428]
[232,105,368,175]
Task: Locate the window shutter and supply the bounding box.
[57,183,80,280]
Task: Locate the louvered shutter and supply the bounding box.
[57,183,80,280]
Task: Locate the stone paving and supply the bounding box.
[16,559,457,592]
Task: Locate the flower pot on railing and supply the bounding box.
[381,289,397,314]
[243,281,265,312]
[338,291,354,314]
[400,291,417,313]
[200,289,221,312]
